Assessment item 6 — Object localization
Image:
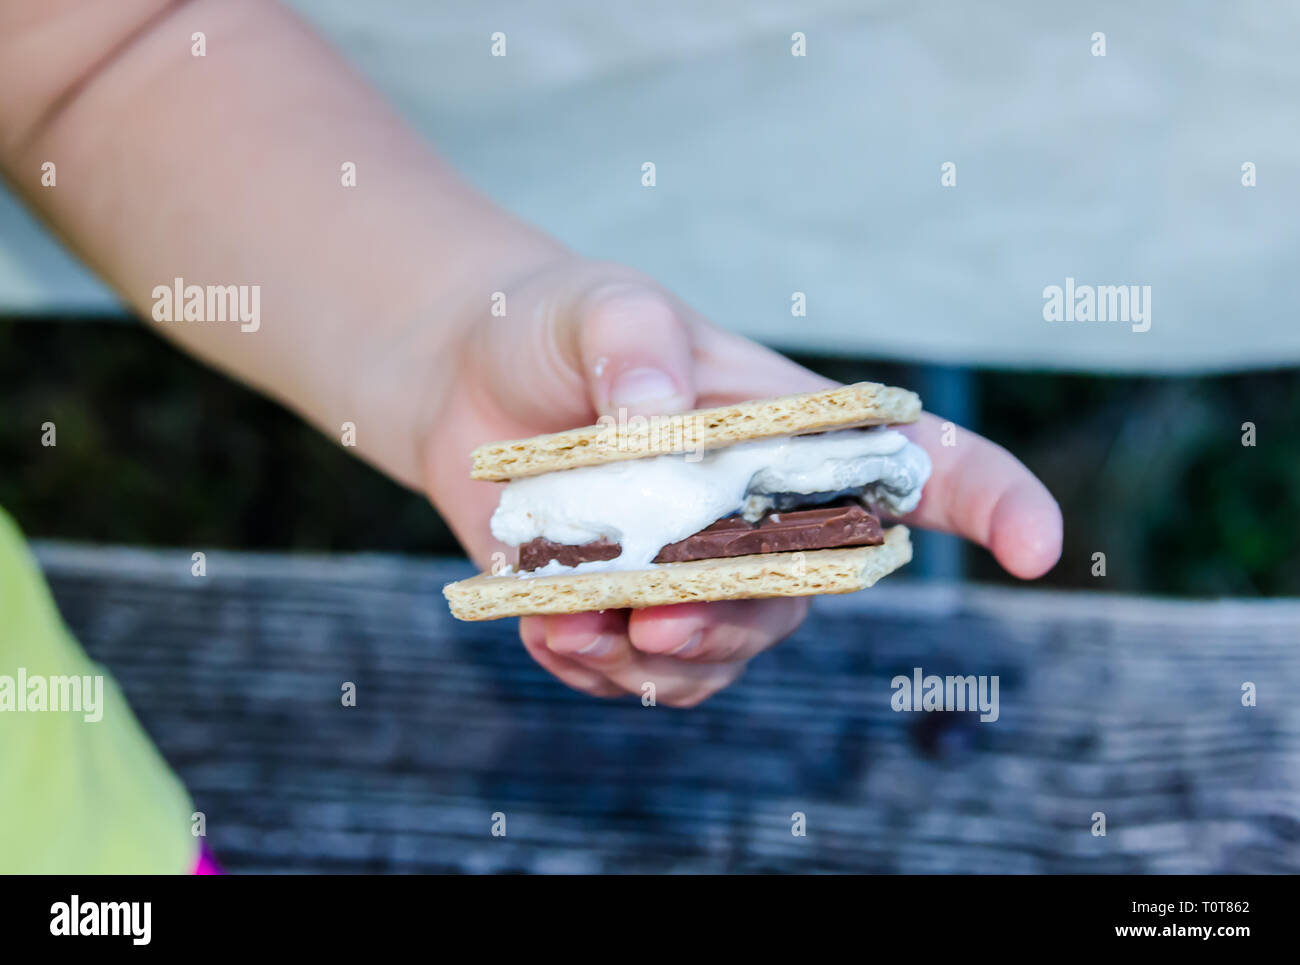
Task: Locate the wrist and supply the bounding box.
[345,241,575,500]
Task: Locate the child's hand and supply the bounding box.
[0,2,1058,707]
[419,257,1063,707]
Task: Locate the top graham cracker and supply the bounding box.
[470,382,922,481]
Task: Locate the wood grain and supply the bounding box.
[34,542,1300,874]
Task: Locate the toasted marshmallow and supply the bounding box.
[490,427,930,575]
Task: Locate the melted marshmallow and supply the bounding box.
[490,427,931,575]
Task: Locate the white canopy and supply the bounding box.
[2,0,1294,373]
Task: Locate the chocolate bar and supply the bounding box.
[517,501,883,571]
[517,536,620,571]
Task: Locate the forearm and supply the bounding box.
[0,0,564,489]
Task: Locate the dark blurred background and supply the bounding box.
[4,314,1296,597]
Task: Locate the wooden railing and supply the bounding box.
[38,541,1300,873]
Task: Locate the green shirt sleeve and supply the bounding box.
[0,507,196,873]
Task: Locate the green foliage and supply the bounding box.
[0,319,451,552]
[2,320,1296,596]
[972,368,1300,596]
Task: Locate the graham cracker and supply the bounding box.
[470,382,922,481]
[443,525,912,621]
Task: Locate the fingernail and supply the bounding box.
[609,367,680,410]
[670,631,703,656]
[577,634,616,657]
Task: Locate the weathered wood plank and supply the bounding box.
[34,542,1300,873]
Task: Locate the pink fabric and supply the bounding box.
[193,843,222,875]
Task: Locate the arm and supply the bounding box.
[0,0,564,491]
[0,0,1062,706]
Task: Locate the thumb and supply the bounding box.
[572,280,698,418]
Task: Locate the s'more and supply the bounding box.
[443,382,931,620]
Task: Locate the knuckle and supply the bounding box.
[663,669,741,708]
[694,628,761,663]
[518,620,548,652]
[582,285,679,335]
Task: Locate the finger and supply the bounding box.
[518,616,627,698]
[573,277,697,417]
[690,324,836,404]
[602,652,750,708]
[626,597,810,664]
[540,609,638,670]
[465,264,699,431]
[900,413,1062,579]
[543,612,747,707]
